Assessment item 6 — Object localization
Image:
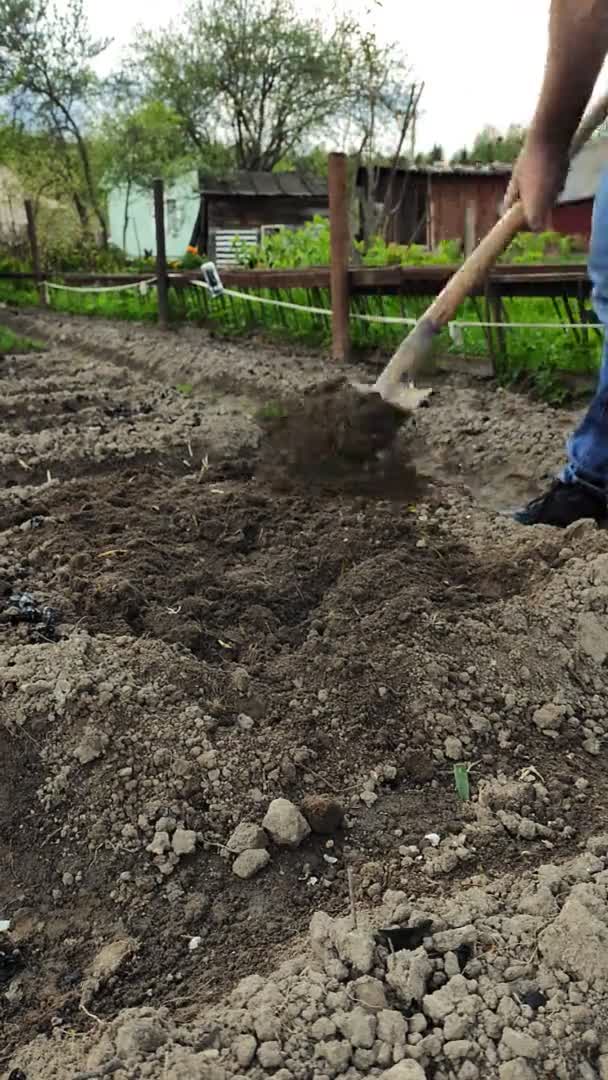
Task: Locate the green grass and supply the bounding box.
[0,322,45,354]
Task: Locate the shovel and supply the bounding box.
[355,90,608,415]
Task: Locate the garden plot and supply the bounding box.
[3,312,608,1080]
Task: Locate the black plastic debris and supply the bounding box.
[0,942,24,987]
[9,1070,27,1080]
[455,942,474,970]
[4,592,60,641]
[519,988,548,1011]
[375,921,433,953]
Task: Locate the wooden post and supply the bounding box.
[464,202,477,257]
[328,152,350,361]
[153,178,170,330]
[24,199,46,305]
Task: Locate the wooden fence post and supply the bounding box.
[24,199,46,305]
[328,152,350,361]
[464,202,477,258]
[153,179,170,330]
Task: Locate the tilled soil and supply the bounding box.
[2,310,608,1080]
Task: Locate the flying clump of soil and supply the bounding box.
[256,376,424,497]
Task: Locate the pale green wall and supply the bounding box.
[108,172,199,257]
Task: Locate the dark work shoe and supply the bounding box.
[514,480,607,527]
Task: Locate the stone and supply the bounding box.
[301,794,344,834]
[90,939,137,983]
[254,1008,282,1042]
[311,1018,337,1041]
[73,729,108,764]
[432,926,477,953]
[380,1063,427,1079]
[262,798,311,848]
[334,924,376,974]
[458,1065,479,1080]
[444,736,464,761]
[539,883,608,983]
[423,975,470,1022]
[444,1014,470,1041]
[115,1016,168,1060]
[353,1047,375,1070]
[386,947,433,1003]
[351,976,387,1011]
[172,829,197,856]
[517,818,537,840]
[500,1028,540,1059]
[257,1041,283,1068]
[587,834,608,856]
[232,849,271,879]
[518,886,558,919]
[532,703,563,733]
[499,1062,537,1080]
[577,612,608,664]
[444,1040,476,1059]
[377,1009,408,1046]
[342,1005,376,1048]
[147,831,171,856]
[227,821,268,854]
[316,1039,352,1071]
[233,1034,257,1067]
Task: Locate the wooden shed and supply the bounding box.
[190,170,329,265]
[356,163,512,250]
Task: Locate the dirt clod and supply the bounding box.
[301,793,345,834]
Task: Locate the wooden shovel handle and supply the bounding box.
[424,203,526,328]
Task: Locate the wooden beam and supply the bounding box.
[153,179,170,330]
[328,152,350,361]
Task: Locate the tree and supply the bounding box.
[135,0,374,171]
[0,0,111,244]
[99,101,191,249]
[415,144,444,166]
[344,32,423,243]
[453,124,525,165]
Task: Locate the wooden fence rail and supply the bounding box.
[0,264,592,299]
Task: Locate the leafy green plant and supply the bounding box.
[256,400,289,421]
[453,763,471,802]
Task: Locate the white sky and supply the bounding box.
[80,0,607,155]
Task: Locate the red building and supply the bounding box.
[358,140,608,249]
[356,163,512,249]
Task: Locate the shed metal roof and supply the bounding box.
[199,170,327,198]
[356,162,512,182]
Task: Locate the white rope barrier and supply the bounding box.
[189,278,331,316]
[46,277,157,295]
[42,269,600,336]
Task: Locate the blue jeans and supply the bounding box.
[561,168,608,493]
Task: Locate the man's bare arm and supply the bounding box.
[507,0,608,227]
[532,0,608,147]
